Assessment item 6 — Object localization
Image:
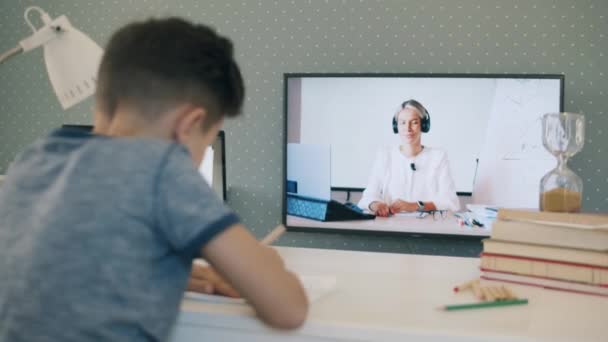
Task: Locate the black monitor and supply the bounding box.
[283,73,564,235]
[62,125,227,201]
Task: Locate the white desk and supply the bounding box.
[169,247,607,341]
[287,214,491,237]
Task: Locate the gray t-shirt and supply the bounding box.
[0,128,239,342]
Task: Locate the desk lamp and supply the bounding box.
[0,6,103,109]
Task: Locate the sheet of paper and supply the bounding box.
[465,204,498,219]
[184,274,337,305]
[393,212,422,217]
[184,292,245,304]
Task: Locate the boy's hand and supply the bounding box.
[187,263,241,298]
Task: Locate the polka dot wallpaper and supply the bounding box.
[0,0,606,256]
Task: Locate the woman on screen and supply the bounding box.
[358,99,460,217]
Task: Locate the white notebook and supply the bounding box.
[184,274,337,304]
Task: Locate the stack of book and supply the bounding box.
[480,209,608,297]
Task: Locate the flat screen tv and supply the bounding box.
[283,73,564,235]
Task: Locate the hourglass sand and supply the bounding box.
[539,113,585,212]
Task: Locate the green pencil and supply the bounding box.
[441,298,528,311]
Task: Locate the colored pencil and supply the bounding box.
[260,224,286,245]
[440,299,528,311]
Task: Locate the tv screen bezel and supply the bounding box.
[282,72,565,237]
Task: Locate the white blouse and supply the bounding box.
[358,146,461,212]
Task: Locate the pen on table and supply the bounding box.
[439,298,529,311]
[260,224,286,245]
[454,213,469,228]
[471,219,485,228]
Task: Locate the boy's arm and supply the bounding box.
[201,224,309,329]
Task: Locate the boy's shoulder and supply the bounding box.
[52,127,188,161]
[7,128,192,185]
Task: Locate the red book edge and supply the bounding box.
[480,252,608,270]
[480,274,608,298]
[479,267,608,287]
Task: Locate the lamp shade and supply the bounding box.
[42,15,103,109]
[1,7,103,109]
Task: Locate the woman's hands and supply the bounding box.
[389,200,419,214]
[370,200,419,216]
[369,201,391,217]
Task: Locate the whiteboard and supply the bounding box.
[288,76,562,202]
[472,78,561,208]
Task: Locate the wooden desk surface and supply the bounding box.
[287,214,491,237]
[170,247,608,342]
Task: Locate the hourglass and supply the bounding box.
[539,113,585,212]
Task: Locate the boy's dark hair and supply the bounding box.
[96,18,245,129]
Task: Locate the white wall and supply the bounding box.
[296,77,496,192]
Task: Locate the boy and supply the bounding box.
[0,18,307,341]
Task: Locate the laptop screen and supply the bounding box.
[199,131,227,201]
